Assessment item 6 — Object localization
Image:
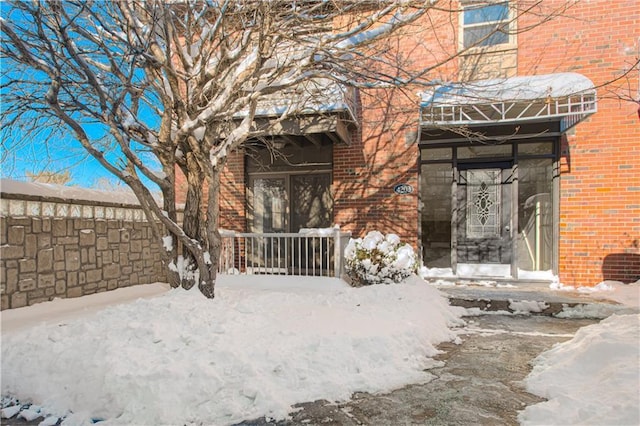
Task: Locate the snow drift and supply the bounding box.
[1,275,464,425]
[519,313,640,426]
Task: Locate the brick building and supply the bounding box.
[179,1,639,287]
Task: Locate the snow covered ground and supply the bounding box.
[516,279,640,425]
[1,275,464,425]
[519,313,640,426]
[1,276,638,426]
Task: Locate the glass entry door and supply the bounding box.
[250,173,332,233]
[456,166,512,275]
[251,177,288,233]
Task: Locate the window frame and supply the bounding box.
[459,1,516,52]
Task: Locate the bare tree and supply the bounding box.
[0,0,579,297]
[25,170,73,185]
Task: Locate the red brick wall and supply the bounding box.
[175,2,639,285]
[333,10,459,247]
[335,1,640,285]
[333,89,420,247]
[518,0,640,286]
[175,168,187,206]
[220,149,246,232]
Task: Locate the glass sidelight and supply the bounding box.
[517,158,553,271]
[420,164,453,268]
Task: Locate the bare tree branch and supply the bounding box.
[2,0,597,297]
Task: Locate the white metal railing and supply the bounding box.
[421,92,597,131]
[218,229,352,278]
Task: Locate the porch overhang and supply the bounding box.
[235,78,358,146]
[251,114,353,147]
[420,73,597,132]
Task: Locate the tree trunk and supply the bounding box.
[180,155,205,290]
[161,164,181,289]
[199,160,226,299]
[197,253,216,299]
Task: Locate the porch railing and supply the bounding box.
[218,229,352,278]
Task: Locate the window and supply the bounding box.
[462,2,511,49]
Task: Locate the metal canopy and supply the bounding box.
[420,73,597,132]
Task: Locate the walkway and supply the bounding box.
[236,281,638,425]
[236,314,596,426]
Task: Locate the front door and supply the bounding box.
[251,177,288,233]
[456,166,513,276]
[250,174,332,233]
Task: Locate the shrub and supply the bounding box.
[344,231,417,286]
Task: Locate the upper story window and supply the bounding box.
[462,1,512,49]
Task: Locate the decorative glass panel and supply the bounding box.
[466,169,501,238]
[125,209,133,221]
[134,210,143,221]
[116,208,125,219]
[95,206,105,219]
[82,205,93,218]
[105,207,115,219]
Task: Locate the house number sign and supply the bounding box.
[393,183,414,195]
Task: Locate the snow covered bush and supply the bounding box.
[344,231,418,286]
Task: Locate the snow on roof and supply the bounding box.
[0,179,143,206]
[235,78,357,120]
[420,72,596,106]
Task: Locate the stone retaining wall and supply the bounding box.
[0,182,167,310]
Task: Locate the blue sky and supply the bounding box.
[0,1,157,190]
[0,131,118,187]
